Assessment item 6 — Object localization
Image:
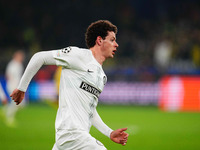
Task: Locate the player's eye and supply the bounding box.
[111,39,115,42]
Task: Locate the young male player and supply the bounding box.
[10,20,129,150]
[4,50,25,126]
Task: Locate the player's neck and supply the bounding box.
[90,47,106,65]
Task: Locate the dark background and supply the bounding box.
[1,0,200,81]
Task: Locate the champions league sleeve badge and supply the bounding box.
[62,47,72,53]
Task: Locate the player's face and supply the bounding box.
[101,31,118,59]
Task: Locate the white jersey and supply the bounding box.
[52,46,107,132]
[6,60,24,93]
[0,83,6,101]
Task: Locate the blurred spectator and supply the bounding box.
[191,29,200,67]
[153,37,172,73]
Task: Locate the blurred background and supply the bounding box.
[0,0,200,150]
[1,0,200,109]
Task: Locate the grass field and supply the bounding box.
[0,103,200,150]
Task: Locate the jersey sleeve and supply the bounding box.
[52,46,82,68]
[17,51,56,92]
[92,109,113,138]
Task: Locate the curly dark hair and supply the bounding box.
[85,20,118,48]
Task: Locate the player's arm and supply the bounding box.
[92,109,129,145]
[10,51,56,105]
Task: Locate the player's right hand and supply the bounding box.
[10,89,25,105]
[110,128,129,146]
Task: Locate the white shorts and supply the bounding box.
[52,129,107,150]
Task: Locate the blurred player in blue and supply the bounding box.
[10,20,129,149]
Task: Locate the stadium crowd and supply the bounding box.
[0,0,200,81]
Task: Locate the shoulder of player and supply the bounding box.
[6,60,15,69]
[66,46,91,59]
[71,46,90,54]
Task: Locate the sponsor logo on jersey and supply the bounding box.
[80,82,101,98]
[87,69,94,73]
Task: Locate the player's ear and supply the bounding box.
[96,36,103,46]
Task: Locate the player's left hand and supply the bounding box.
[10,89,25,105]
[110,128,129,146]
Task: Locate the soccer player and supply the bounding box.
[4,50,25,126]
[10,20,129,149]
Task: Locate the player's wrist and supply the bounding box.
[109,129,114,139]
[17,86,26,92]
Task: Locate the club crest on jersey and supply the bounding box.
[103,76,107,85]
[62,47,72,53]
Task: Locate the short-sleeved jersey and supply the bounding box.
[52,46,107,132]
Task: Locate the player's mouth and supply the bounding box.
[112,50,116,55]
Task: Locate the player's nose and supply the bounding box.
[115,41,119,48]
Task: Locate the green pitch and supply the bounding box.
[0,103,200,150]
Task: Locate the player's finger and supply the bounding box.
[124,133,129,138]
[123,136,128,140]
[10,89,17,97]
[122,142,127,146]
[10,93,14,98]
[11,93,18,100]
[13,96,19,102]
[15,99,20,105]
[10,91,14,97]
[15,98,21,105]
[120,140,127,143]
[120,140,127,146]
[120,128,128,132]
[14,99,18,103]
